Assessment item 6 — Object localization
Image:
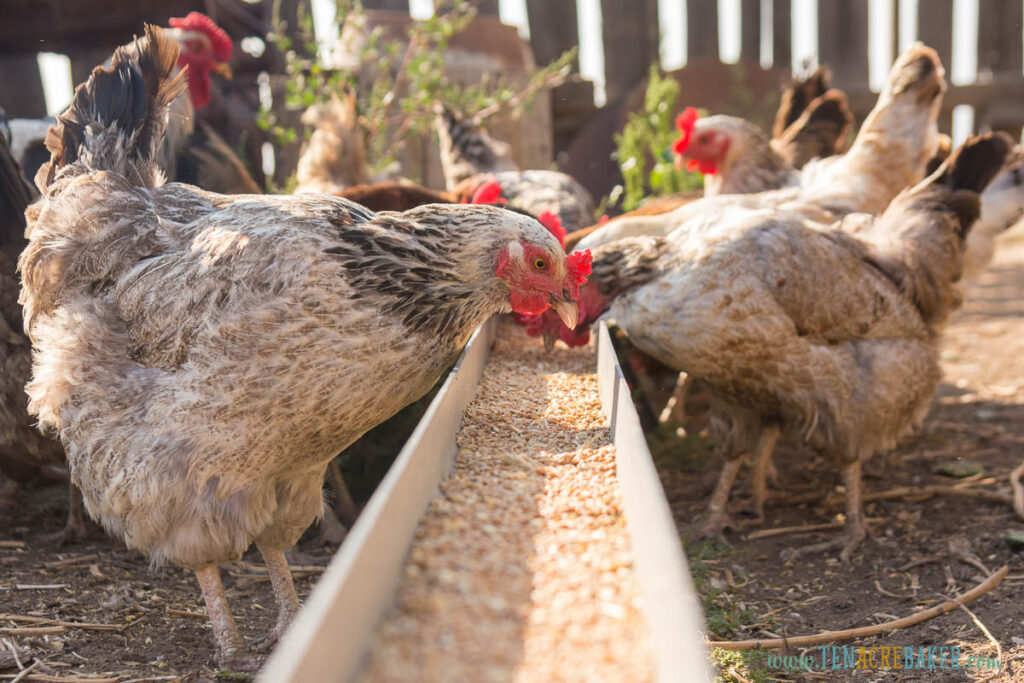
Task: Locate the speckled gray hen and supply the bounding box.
[19,26,588,671]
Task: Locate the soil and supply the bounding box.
[650,233,1024,681]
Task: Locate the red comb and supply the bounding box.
[672,107,699,155]
[597,214,609,225]
[470,180,507,205]
[537,211,566,248]
[169,12,233,63]
[566,249,592,296]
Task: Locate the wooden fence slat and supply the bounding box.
[600,0,660,103]
[917,0,953,74]
[772,0,791,68]
[977,0,1022,75]
[687,0,720,62]
[916,0,954,135]
[976,0,1023,137]
[817,0,868,86]
[0,55,47,118]
[362,0,410,10]
[526,0,579,67]
[740,0,761,62]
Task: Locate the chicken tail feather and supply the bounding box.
[40,24,186,191]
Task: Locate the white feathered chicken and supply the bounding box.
[529,133,1010,561]
[20,27,591,670]
[436,107,596,232]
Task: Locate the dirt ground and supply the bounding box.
[0,494,337,682]
[652,233,1024,681]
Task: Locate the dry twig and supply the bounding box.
[9,661,39,683]
[0,543,24,550]
[42,555,98,569]
[0,627,65,637]
[707,565,1009,650]
[0,617,120,634]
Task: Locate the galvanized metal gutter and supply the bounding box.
[262,318,712,682]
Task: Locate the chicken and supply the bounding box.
[577,44,945,252]
[671,71,852,197]
[435,105,518,189]
[771,66,854,167]
[435,107,596,232]
[20,27,590,670]
[962,145,1024,280]
[159,12,260,195]
[7,12,257,196]
[294,92,369,194]
[0,120,81,533]
[530,133,1010,561]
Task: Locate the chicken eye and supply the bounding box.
[532,257,548,271]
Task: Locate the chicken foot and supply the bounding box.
[42,481,87,546]
[194,565,260,672]
[784,459,869,563]
[695,458,743,539]
[252,545,301,651]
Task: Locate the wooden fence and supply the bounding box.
[3,0,1023,191]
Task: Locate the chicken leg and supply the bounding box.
[194,565,259,672]
[253,545,301,651]
[695,457,743,539]
[786,459,869,562]
[43,481,87,546]
[748,424,782,524]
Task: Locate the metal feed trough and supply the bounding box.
[261,320,711,682]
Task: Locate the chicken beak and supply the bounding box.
[213,62,233,80]
[550,298,579,330]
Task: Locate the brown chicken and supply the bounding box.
[530,133,1010,561]
[0,122,82,536]
[20,27,590,670]
[294,92,370,194]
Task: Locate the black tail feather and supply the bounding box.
[41,25,186,188]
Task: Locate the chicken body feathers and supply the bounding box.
[21,27,565,568]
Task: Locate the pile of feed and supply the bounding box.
[362,321,653,681]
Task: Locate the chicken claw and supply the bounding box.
[782,459,868,563]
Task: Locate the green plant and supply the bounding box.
[260,0,575,181]
[685,539,774,682]
[612,63,704,211]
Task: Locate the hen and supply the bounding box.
[436,108,596,232]
[7,13,257,195]
[294,92,370,194]
[1,118,69,512]
[20,27,590,670]
[671,69,852,197]
[532,133,1010,561]
[578,44,945,252]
